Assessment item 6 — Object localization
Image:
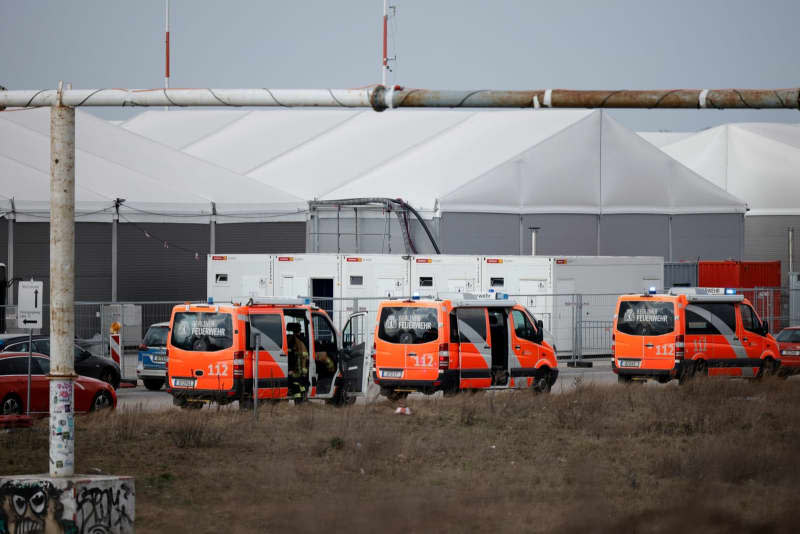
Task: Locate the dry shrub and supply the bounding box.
[166,411,234,449]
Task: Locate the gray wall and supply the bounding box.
[314,214,439,254]
[440,211,744,260]
[744,215,798,285]
[671,214,744,262]
[1,220,307,303]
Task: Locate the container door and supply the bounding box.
[520,279,551,331]
[456,308,491,389]
[341,312,368,394]
[555,279,575,353]
[280,275,309,298]
[249,310,288,398]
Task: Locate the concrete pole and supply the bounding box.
[49,96,76,478]
[6,201,13,306]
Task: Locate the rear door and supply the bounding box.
[341,312,368,394]
[169,310,236,391]
[376,305,441,382]
[249,310,288,397]
[615,299,676,371]
[455,307,491,388]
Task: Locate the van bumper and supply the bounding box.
[612,360,680,378]
[373,370,458,391]
[167,378,243,404]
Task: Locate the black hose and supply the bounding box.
[389,198,441,254]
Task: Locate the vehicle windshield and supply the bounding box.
[171,312,233,352]
[776,329,800,343]
[617,300,675,336]
[378,306,439,345]
[143,326,169,347]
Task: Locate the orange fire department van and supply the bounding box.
[372,294,558,400]
[612,288,780,384]
[166,299,367,408]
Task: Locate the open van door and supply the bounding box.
[341,312,369,395]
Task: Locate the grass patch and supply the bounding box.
[1,379,799,532]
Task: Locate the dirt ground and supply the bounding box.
[2,377,800,533]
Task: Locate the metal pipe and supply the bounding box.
[49,96,76,478]
[1,86,798,111]
[789,227,794,274]
[210,202,217,255]
[164,0,170,111]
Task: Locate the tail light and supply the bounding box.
[370,342,377,372]
[611,333,615,352]
[675,335,685,360]
[138,343,147,350]
[233,351,245,377]
[438,343,450,369]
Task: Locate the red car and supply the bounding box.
[0,353,116,415]
[775,326,800,376]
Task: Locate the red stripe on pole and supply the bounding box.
[382,16,387,66]
[165,31,170,78]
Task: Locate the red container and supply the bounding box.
[698,261,782,330]
[698,261,781,289]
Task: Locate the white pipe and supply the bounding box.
[49,100,76,478]
[165,0,170,111]
[382,0,388,86]
[0,88,375,108]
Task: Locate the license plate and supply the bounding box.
[151,354,167,363]
[619,359,640,368]
[172,378,196,387]
[381,369,403,378]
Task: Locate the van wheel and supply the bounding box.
[533,371,552,393]
[695,359,708,377]
[239,398,254,410]
[617,375,633,385]
[386,390,408,402]
[143,378,164,391]
[759,358,778,378]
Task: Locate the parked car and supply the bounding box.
[775,326,800,376]
[138,322,169,390]
[0,352,116,415]
[0,334,121,389]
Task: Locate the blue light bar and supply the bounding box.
[207,297,214,304]
[724,288,736,295]
[648,286,657,295]
[412,292,420,300]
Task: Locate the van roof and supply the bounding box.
[668,287,745,303]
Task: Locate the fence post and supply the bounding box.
[567,293,592,368]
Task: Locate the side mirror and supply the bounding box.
[762,321,770,336]
[536,319,543,330]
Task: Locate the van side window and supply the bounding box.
[250,314,284,351]
[740,304,762,333]
[456,308,487,344]
[511,309,537,342]
[686,303,737,335]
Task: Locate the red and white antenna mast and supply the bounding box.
[381,0,395,86]
[164,0,170,110]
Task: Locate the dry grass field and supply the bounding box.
[2,378,800,533]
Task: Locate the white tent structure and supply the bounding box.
[0,109,307,304]
[121,109,747,259]
[660,122,800,277]
[637,131,693,148]
[0,108,306,222]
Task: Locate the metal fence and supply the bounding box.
[2,288,798,380]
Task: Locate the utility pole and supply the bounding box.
[48,82,76,477]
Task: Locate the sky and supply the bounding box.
[1,0,797,131]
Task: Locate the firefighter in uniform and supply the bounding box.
[287,322,309,399]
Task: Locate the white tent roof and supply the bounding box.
[0,109,306,223]
[122,109,746,216]
[637,131,693,147]
[661,123,800,216]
